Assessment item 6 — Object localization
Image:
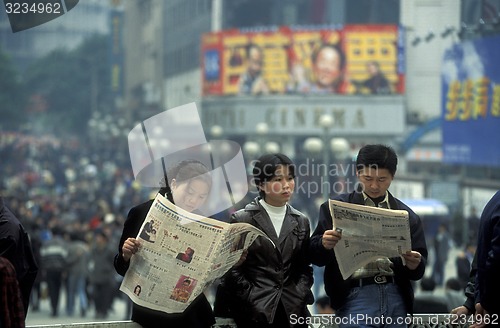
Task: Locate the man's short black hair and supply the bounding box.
[356,144,398,177]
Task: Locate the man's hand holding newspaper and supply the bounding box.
[328,200,413,280]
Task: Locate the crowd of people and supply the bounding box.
[1,131,499,328]
[0,132,145,323]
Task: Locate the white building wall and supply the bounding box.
[123,3,143,101]
[123,0,164,115]
[401,0,461,121]
[164,69,202,110]
[0,0,111,72]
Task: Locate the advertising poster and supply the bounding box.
[201,24,404,96]
[441,34,500,166]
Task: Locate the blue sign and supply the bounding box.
[441,35,500,167]
[204,50,220,82]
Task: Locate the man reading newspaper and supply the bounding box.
[309,144,427,328]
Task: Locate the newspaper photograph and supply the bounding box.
[329,200,412,280]
[120,193,270,313]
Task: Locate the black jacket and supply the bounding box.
[114,199,215,328]
[308,191,427,314]
[475,190,500,315]
[0,197,38,316]
[215,197,314,327]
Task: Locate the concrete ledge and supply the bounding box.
[27,321,142,328]
[27,318,236,328]
[27,315,471,328]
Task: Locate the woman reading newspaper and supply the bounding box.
[214,153,314,328]
[114,160,216,328]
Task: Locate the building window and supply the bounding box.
[345,0,399,24]
[139,0,152,24]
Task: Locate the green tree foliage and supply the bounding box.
[23,34,114,136]
[0,48,26,130]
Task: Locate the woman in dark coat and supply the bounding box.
[114,160,215,328]
[215,153,314,328]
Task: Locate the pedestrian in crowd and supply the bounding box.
[65,232,89,317]
[40,226,68,317]
[413,276,449,313]
[214,153,314,328]
[39,225,68,317]
[444,277,465,311]
[114,160,216,328]
[474,190,500,323]
[0,196,38,317]
[28,222,43,313]
[88,230,116,319]
[467,206,480,245]
[432,223,452,286]
[450,251,477,316]
[309,144,427,327]
[455,243,476,289]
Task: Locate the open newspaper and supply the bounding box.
[329,200,412,280]
[120,193,271,313]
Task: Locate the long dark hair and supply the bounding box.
[159,160,212,202]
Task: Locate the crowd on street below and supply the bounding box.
[0,132,490,326]
[1,132,145,320]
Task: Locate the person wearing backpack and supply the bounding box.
[40,225,68,317]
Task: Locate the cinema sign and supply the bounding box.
[201,95,405,136]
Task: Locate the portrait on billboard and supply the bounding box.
[293,42,348,94]
[201,25,404,96]
[350,60,392,95]
[238,43,270,95]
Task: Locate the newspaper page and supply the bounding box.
[120,193,270,313]
[329,200,412,280]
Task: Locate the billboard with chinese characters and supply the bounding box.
[441,35,500,167]
[201,25,405,96]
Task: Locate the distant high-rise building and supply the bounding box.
[0,0,112,72]
[161,0,400,78]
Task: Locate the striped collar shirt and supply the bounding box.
[351,191,394,279]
